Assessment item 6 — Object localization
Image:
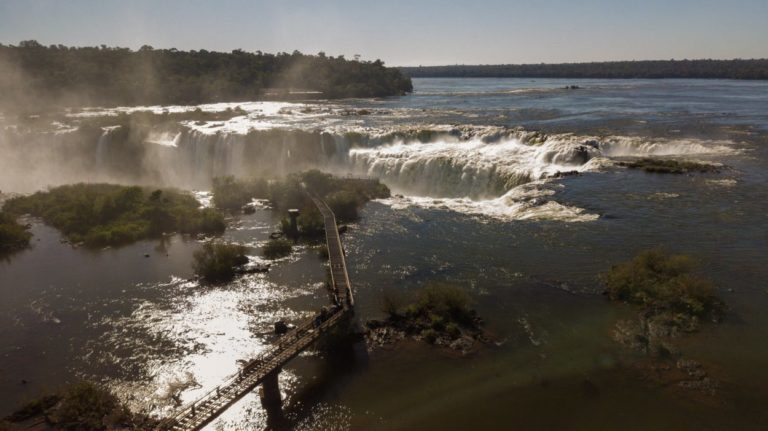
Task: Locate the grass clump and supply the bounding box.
[7,382,156,430]
[262,238,293,260]
[193,241,249,282]
[602,249,725,320]
[0,211,31,258]
[3,184,225,247]
[618,158,720,174]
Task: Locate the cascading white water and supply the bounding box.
[95,125,122,170]
[346,136,600,199]
[1,118,736,220]
[95,130,109,166]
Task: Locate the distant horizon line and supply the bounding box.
[397,58,768,68]
[2,40,766,68]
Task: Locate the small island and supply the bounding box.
[366,283,488,355]
[262,239,293,260]
[212,170,390,238]
[617,158,721,174]
[603,249,726,398]
[1,382,156,431]
[3,184,226,247]
[192,241,250,283]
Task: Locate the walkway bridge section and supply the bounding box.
[156,195,354,431]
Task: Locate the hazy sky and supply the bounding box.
[1,0,766,66]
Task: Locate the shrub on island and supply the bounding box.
[262,238,293,260]
[602,249,725,320]
[0,211,31,258]
[603,249,726,357]
[327,190,360,222]
[3,184,225,247]
[212,176,269,212]
[212,170,390,237]
[193,241,249,282]
[371,283,483,351]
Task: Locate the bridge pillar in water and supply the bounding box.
[260,369,282,408]
[288,209,300,238]
[260,369,285,426]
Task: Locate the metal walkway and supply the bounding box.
[310,193,354,309]
[156,195,353,431]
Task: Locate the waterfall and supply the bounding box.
[0,122,735,203]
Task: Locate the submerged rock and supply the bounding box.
[448,336,475,353]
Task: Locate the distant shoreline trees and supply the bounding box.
[0,41,413,112]
[400,59,768,80]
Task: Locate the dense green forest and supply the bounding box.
[0,41,412,112]
[400,59,768,80]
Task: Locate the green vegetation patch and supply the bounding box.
[3,184,225,247]
[0,211,31,258]
[6,382,157,431]
[374,283,483,348]
[262,238,293,260]
[212,176,269,212]
[602,249,725,320]
[618,158,720,174]
[193,241,249,282]
[212,170,390,238]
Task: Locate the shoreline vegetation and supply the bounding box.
[1,382,157,431]
[0,211,31,258]
[400,59,768,80]
[0,41,413,113]
[366,283,489,355]
[2,184,226,248]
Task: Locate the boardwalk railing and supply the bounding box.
[310,194,355,308]
[156,195,353,431]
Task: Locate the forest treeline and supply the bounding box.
[400,59,768,80]
[0,41,412,112]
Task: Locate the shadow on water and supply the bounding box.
[268,324,368,431]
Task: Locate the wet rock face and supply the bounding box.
[612,311,701,357]
[612,312,725,401]
[364,325,407,350]
[677,359,708,380]
[448,336,475,353]
[678,377,719,396]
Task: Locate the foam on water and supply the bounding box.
[380,182,599,222]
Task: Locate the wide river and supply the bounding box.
[1,78,767,430]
